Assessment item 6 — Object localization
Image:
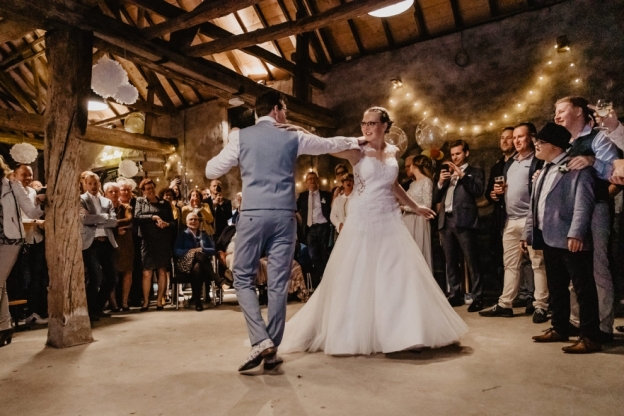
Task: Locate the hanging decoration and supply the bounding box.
[384,126,408,155]
[124,112,145,134]
[10,142,38,164]
[118,159,139,178]
[415,117,446,159]
[91,57,138,106]
[421,148,444,160]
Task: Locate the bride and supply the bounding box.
[280,107,468,355]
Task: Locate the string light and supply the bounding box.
[570,63,575,67]
[413,102,419,107]
[529,91,534,95]
[547,61,552,65]
[423,111,427,115]
[489,122,494,126]
[504,114,508,119]
[459,127,464,131]
[575,78,580,83]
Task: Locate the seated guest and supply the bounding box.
[211,185,233,240]
[0,156,44,346]
[524,123,601,353]
[181,189,215,236]
[134,178,175,311]
[103,182,134,312]
[330,173,354,237]
[174,213,220,311]
[80,172,118,321]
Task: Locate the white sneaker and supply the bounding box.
[25,313,48,325]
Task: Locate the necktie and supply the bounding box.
[307,191,314,227]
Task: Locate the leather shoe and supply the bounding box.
[532,327,568,342]
[525,297,536,315]
[239,339,277,373]
[447,296,464,307]
[479,304,512,317]
[195,302,204,312]
[562,337,601,354]
[532,308,549,324]
[263,354,284,372]
[467,300,484,312]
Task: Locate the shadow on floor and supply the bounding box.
[384,343,474,364]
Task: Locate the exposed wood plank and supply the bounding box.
[32,60,42,113]
[0,131,43,149]
[449,0,465,28]
[252,4,286,59]
[185,0,400,57]
[0,17,35,44]
[300,0,336,64]
[380,18,395,47]
[338,0,365,55]
[91,111,132,126]
[2,50,45,72]
[0,35,45,65]
[0,107,177,152]
[144,68,176,111]
[233,11,274,81]
[104,96,170,116]
[0,0,335,127]
[283,0,329,68]
[142,0,262,39]
[413,0,429,39]
[0,70,37,113]
[165,78,188,107]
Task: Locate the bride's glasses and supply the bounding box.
[361,121,381,128]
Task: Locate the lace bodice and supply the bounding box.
[348,145,400,220]
[404,178,433,212]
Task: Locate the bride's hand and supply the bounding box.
[415,205,436,220]
[274,123,310,134]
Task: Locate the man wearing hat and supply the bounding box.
[522,123,601,353]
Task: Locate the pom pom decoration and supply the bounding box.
[415,118,446,151]
[124,112,145,134]
[422,149,445,161]
[114,83,139,105]
[91,57,128,99]
[118,159,139,178]
[10,142,38,164]
[384,126,408,155]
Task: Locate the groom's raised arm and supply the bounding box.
[205,130,240,179]
[297,131,360,156]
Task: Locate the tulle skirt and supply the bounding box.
[280,211,468,355]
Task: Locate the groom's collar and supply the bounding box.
[256,115,276,124]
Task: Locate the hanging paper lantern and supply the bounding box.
[415,117,446,150]
[114,83,139,105]
[10,142,38,164]
[118,159,139,178]
[384,126,408,155]
[91,57,128,99]
[124,112,145,134]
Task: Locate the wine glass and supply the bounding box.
[595,99,613,130]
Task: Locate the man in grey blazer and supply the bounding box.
[80,172,118,321]
[522,123,601,354]
[205,90,361,373]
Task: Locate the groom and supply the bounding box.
[205,90,361,373]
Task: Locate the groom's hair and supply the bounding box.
[255,90,287,117]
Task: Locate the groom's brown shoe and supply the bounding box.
[532,327,568,343]
[238,339,277,373]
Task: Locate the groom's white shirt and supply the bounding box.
[206,116,360,179]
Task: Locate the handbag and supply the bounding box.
[176,250,195,274]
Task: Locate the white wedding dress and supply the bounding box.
[280,145,468,355]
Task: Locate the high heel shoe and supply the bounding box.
[156,305,164,311]
[0,328,14,347]
[140,305,149,312]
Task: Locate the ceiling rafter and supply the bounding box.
[338,0,365,56]
[413,0,429,39]
[278,0,329,68]
[380,18,395,48]
[449,0,465,28]
[142,0,262,40]
[232,11,275,81]
[184,0,400,58]
[299,0,336,64]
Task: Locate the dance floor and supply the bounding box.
[2,299,623,415]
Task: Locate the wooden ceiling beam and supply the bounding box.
[91,111,132,126]
[0,16,35,45]
[0,130,43,149]
[185,0,400,58]
[0,107,177,153]
[449,0,464,28]
[2,50,45,72]
[0,70,37,113]
[282,0,329,69]
[142,0,262,40]
[381,18,395,47]
[338,0,365,55]
[299,0,336,64]
[0,0,335,127]
[0,35,45,66]
[413,0,429,39]
[232,11,274,81]
[104,96,170,116]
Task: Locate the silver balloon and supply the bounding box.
[415,118,446,150]
[384,126,408,155]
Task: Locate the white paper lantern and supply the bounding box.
[10,142,38,164]
[114,83,139,105]
[118,159,139,178]
[91,57,128,99]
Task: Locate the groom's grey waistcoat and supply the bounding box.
[239,120,299,211]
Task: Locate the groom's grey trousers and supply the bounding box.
[233,210,297,347]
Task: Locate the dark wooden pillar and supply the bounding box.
[44,26,94,348]
[293,10,311,101]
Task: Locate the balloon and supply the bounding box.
[124,112,145,134]
[415,118,446,150]
[384,126,408,155]
[421,149,445,161]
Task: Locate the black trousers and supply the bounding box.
[83,239,117,315]
[23,241,48,317]
[306,223,330,288]
[542,244,600,341]
[439,214,483,301]
[190,251,218,303]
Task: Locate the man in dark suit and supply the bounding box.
[297,171,332,288]
[433,139,485,312]
[203,179,232,240]
[523,123,601,354]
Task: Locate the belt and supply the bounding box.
[445,212,453,217]
[309,223,328,227]
[94,236,108,242]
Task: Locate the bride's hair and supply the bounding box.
[365,107,393,132]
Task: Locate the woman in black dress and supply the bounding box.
[134,179,175,311]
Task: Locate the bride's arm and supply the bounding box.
[392,181,435,219]
[330,149,362,166]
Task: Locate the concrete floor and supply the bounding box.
[2,299,623,416]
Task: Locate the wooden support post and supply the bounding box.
[44,27,94,348]
[293,9,311,101]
